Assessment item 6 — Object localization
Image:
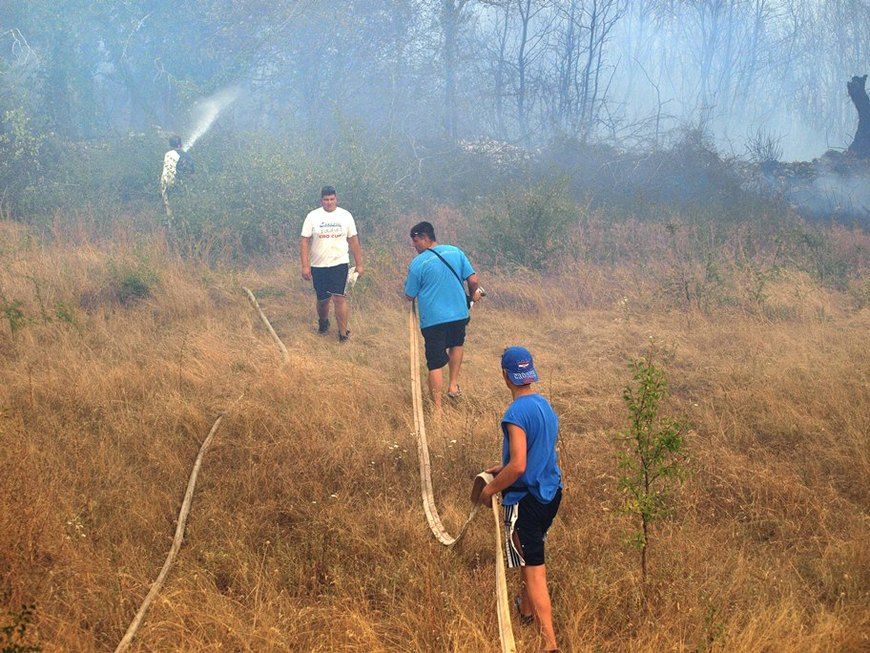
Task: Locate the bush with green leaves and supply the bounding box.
[0,282,28,334]
[615,352,688,584]
[168,126,401,256]
[19,132,163,226]
[0,108,45,219]
[107,257,159,306]
[472,179,577,270]
[0,296,26,334]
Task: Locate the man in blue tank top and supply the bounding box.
[478,346,563,653]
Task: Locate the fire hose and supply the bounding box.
[408,302,516,653]
[116,289,516,651]
[115,412,230,653]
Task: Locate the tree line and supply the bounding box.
[0,1,867,157]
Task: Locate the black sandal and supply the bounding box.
[514,596,534,626]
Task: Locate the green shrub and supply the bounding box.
[0,108,45,219]
[615,352,688,584]
[0,297,26,334]
[107,258,159,306]
[417,138,535,207]
[169,126,401,256]
[20,133,163,225]
[473,179,577,270]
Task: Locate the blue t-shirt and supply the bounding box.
[404,245,475,329]
[501,393,563,506]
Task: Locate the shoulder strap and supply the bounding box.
[427,247,465,289]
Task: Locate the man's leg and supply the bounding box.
[422,324,450,410]
[427,368,444,410]
[446,345,464,394]
[161,186,173,228]
[316,297,331,330]
[519,581,532,617]
[521,564,557,651]
[333,294,349,336]
[316,298,330,320]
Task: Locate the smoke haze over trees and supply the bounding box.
[1,0,868,159]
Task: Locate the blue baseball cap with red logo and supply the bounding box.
[501,346,540,385]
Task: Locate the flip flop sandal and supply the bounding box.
[514,596,534,626]
[446,386,463,400]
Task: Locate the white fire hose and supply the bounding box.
[408,302,516,652]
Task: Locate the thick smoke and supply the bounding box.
[805,169,870,224]
[760,156,870,226]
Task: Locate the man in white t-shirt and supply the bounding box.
[160,137,182,190]
[160,136,182,223]
[160,135,194,226]
[300,186,364,342]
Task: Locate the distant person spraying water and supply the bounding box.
[159,135,194,226]
[157,87,238,227]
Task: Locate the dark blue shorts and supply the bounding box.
[311,264,349,301]
[420,318,469,370]
[504,488,562,567]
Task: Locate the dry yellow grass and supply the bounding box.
[0,218,867,652]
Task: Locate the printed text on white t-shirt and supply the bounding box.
[300,207,358,268]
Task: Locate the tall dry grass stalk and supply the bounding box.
[0,218,867,651]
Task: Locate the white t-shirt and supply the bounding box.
[300,206,358,268]
[161,149,180,188]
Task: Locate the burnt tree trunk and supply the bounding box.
[847,75,870,159]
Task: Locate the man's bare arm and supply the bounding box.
[348,235,364,275]
[300,237,312,280]
[466,273,483,300]
[480,424,527,505]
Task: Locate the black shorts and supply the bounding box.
[311,264,349,301]
[504,488,562,568]
[420,318,469,370]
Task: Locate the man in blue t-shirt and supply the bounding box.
[404,221,483,410]
[479,346,563,653]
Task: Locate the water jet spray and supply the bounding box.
[183,86,241,151]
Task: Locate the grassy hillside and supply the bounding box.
[0,218,867,652]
